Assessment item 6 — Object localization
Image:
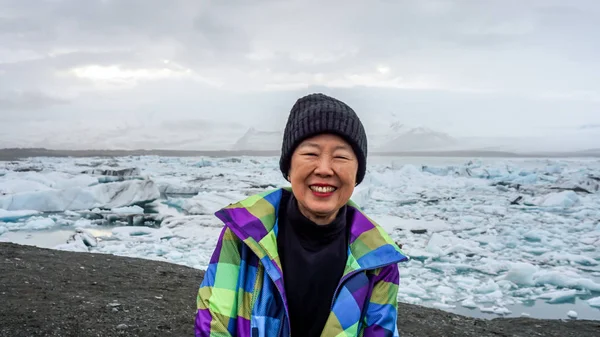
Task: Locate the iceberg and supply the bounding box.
[0,179,160,212]
[373,215,451,234]
[533,270,600,292]
[587,296,600,308]
[81,168,141,177]
[526,191,581,208]
[502,262,538,286]
[537,289,578,304]
[0,209,39,222]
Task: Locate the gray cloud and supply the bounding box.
[0,0,599,150]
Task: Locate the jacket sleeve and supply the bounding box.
[361,264,401,337]
[195,226,242,337]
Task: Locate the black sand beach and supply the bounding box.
[1,242,598,337]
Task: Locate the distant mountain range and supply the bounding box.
[229,122,600,154]
[2,117,598,155]
[232,128,282,151]
[373,123,459,152]
[230,123,462,152]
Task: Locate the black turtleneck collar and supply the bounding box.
[285,192,347,249]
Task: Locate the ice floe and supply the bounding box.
[0,179,160,212]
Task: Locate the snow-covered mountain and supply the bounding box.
[372,123,459,152]
[232,127,282,151]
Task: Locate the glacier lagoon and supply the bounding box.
[1,154,599,320]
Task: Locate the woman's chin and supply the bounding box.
[304,203,337,217]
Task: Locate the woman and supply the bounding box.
[195,93,407,337]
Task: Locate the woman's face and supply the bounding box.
[288,133,359,225]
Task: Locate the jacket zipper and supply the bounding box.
[274,282,291,337]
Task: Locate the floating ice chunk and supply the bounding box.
[425,233,482,257]
[421,166,450,176]
[374,216,451,234]
[161,215,223,229]
[567,310,578,319]
[400,296,423,305]
[82,167,141,177]
[502,262,538,286]
[0,179,160,212]
[587,296,600,308]
[426,262,494,275]
[537,289,578,303]
[521,246,551,255]
[528,191,580,208]
[1,171,98,191]
[523,229,551,242]
[452,276,480,290]
[472,205,507,216]
[436,286,456,297]
[494,307,512,315]
[67,228,98,248]
[533,270,600,292]
[55,238,89,252]
[192,159,215,168]
[512,174,538,185]
[0,179,51,194]
[538,252,598,266]
[546,238,565,249]
[155,176,205,195]
[461,298,477,309]
[54,228,99,252]
[0,209,39,222]
[23,217,56,230]
[181,191,247,215]
[479,306,511,315]
[111,205,144,214]
[474,279,500,294]
[554,174,600,193]
[478,289,504,302]
[0,225,6,235]
[579,236,599,246]
[397,283,432,300]
[112,226,157,237]
[479,307,495,313]
[397,164,422,176]
[545,165,562,175]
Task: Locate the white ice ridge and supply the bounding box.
[0,179,160,212]
[1,156,600,317]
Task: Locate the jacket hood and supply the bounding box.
[214,187,408,281]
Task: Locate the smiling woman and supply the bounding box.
[195,93,408,337]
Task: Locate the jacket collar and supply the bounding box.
[214,187,408,281]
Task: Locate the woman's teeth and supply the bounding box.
[310,185,336,193]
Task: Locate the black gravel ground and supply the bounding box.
[1,242,598,337]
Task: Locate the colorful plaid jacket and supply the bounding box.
[195,188,408,337]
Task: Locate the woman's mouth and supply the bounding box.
[309,185,337,196]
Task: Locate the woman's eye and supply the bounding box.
[304,153,317,156]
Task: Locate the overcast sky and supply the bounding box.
[1,0,599,150]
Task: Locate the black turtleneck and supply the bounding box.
[277,190,349,337]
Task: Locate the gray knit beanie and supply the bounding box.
[279,93,368,185]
